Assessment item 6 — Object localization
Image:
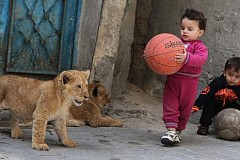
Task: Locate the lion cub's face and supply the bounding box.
[59,70,90,106]
[88,81,110,107]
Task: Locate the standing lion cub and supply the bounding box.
[0,70,90,151]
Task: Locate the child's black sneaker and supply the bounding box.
[197,125,209,135]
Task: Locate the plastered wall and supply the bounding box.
[130,0,240,98]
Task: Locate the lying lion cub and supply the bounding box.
[0,70,90,151]
[67,81,123,127]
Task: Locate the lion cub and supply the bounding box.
[0,70,90,151]
[67,81,123,127]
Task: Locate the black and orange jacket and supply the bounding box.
[193,74,240,112]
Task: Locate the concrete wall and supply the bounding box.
[130,0,240,98]
[89,0,137,97]
[73,0,137,98]
[73,0,103,71]
[112,0,137,98]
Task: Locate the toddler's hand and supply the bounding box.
[192,106,200,113]
[175,49,187,64]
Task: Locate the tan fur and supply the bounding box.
[67,81,123,128]
[0,70,90,151]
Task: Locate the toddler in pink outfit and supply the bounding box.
[161,9,208,145]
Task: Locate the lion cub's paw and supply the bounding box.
[67,120,85,127]
[32,143,49,151]
[11,131,24,139]
[62,139,77,148]
[111,119,123,127]
[115,120,124,127]
[105,117,123,127]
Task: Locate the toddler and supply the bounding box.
[193,57,240,135]
[161,9,208,145]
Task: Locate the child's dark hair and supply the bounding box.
[181,9,207,31]
[225,57,240,72]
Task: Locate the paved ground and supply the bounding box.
[0,124,240,160]
[0,83,240,160]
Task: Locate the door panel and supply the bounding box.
[0,0,10,74]
[2,0,82,75]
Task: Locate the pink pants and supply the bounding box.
[162,75,198,131]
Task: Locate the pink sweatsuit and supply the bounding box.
[162,39,208,131]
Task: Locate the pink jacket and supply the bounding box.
[172,39,208,78]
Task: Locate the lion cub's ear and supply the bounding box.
[92,87,98,97]
[59,71,73,84]
[92,80,103,97]
[93,80,100,87]
[82,70,90,79]
[62,75,71,84]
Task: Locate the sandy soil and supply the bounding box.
[107,82,164,132]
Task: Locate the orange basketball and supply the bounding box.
[143,33,185,75]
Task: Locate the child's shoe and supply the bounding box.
[197,125,209,135]
[176,130,182,140]
[161,130,180,145]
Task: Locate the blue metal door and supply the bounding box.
[0,0,82,75]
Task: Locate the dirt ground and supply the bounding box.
[107,82,164,132]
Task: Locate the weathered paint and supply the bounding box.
[0,0,10,74]
[0,0,81,75]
